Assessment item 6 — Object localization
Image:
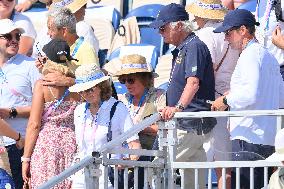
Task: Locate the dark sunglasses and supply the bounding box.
[119,78,135,85]
[159,26,165,33]
[0,33,21,41]
[224,26,240,36]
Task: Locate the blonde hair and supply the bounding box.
[42,60,74,77]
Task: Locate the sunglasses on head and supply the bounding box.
[0,33,21,41]
[119,77,135,85]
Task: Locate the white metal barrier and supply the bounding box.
[38,110,284,189]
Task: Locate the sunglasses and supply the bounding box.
[78,87,95,94]
[0,33,21,41]
[159,26,165,33]
[224,26,240,36]
[119,78,135,85]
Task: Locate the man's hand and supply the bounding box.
[35,56,47,73]
[15,0,33,12]
[211,96,228,111]
[0,108,10,119]
[42,70,75,87]
[160,106,181,121]
[272,26,284,50]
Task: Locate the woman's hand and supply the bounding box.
[16,137,25,150]
[22,161,31,183]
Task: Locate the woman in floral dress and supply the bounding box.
[22,39,80,188]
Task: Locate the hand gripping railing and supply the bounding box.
[38,113,162,189]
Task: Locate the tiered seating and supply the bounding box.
[87,0,125,17]
[131,0,184,10]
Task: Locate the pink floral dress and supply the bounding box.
[30,101,78,189]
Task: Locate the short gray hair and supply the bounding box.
[48,7,77,34]
[170,20,199,32]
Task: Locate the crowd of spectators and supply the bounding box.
[0,0,284,188]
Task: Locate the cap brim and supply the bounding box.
[149,20,167,29]
[266,152,284,162]
[213,24,232,33]
[69,76,110,93]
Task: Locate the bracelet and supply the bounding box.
[21,157,31,162]
[15,133,21,142]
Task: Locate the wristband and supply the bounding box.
[223,96,228,106]
[15,133,21,142]
[21,157,31,162]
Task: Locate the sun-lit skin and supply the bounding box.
[79,86,101,105]
[47,17,64,39]
[0,29,20,58]
[0,0,15,19]
[74,4,86,22]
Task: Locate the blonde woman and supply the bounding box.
[22,39,80,188]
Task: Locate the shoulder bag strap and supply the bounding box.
[215,44,229,72]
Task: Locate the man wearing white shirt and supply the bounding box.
[212,9,284,189]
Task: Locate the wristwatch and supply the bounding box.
[223,96,228,106]
[9,107,18,119]
[175,102,185,111]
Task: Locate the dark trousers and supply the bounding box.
[6,144,24,189]
[231,139,274,189]
[280,65,284,80]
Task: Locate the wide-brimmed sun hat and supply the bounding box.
[266,128,284,162]
[69,64,110,93]
[0,19,24,35]
[114,54,158,77]
[186,0,228,20]
[50,0,87,13]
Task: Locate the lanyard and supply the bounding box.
[128,89,148,118]
[71,37,84,57]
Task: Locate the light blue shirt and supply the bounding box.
[0,54,41,145]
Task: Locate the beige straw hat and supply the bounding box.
[69,64,110,93]
[114,54,158,77]
[66,0,87,13]
[186,0,228,20]
[49,0,87,13]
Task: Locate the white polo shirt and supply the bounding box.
[227,41,284,145]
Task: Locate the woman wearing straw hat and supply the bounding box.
[115,54,166,151]
[22,39,80,189]
[69,64,141,189]
[186,1,239,188]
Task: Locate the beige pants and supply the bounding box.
[176,129,211,189]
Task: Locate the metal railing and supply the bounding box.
[38,109,284,189]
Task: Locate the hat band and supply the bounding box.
[196,2,225,10]
[53,0,73,7]
[75,72,105,84]
[121,63,148,69]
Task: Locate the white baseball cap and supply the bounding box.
[266,128,284,162]
[0,19,25,35]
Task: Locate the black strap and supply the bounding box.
[273,0,284,22]
[107,101,120,143]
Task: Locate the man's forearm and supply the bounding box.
[178,77,199,107]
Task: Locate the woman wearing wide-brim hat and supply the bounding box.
[69,63,141,189]
[186,1,240,189]
[113,54,166,188]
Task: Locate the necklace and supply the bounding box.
[128,89,148,118]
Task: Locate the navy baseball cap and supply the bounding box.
[149,3,189,29]
[213,9,260,33]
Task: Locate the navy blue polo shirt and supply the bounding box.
[166,33,215,112]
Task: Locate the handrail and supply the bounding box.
[174,109,284,118]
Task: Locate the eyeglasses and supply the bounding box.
[119,78,135,85]
[79,87,95,94]
[159,26,165,33]
[0,33,21,41]
[224,26,240,36]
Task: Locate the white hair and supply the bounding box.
[170,20,199,32]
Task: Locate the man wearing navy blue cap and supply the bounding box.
[150,3,215,188]
[212,9,284,189]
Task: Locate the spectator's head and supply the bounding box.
[47,7,76,40]
[0,0,16,18]
[0,19,24,58]
[115,54,158,97]
[41,38,75,77]
[69,64,112,102]
[213,9,259,50]
[149,3,197,46]
[186,0,228,29]
[267,129,284,164]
